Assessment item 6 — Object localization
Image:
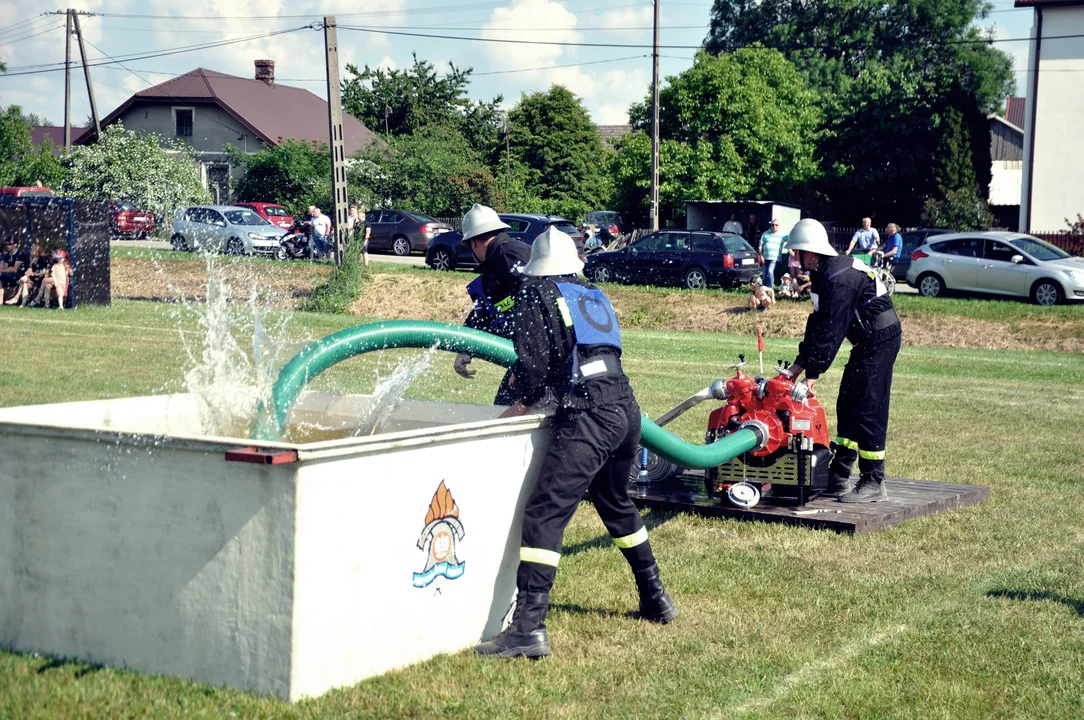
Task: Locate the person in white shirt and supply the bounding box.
[722,213,744,235]
[846,217,879,255]
[309,206,333,261]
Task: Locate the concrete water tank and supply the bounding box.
[0,392,551,700]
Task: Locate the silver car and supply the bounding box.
[170,205,285,255]
[906,231,1084,305]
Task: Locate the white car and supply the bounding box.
[906,231,1084,305]
[170,205,286,255]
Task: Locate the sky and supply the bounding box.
[0,0,1035,131]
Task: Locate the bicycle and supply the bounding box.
[870,250,897,295]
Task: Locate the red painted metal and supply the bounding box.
[224,446,299,465]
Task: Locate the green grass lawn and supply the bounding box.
[2,300,1084,719]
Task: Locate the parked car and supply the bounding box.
[906,231,1084,305]
[581,210,623,248]
[170,205,285,255]
[425,214,585,271]
[585,230,760,289]
[109,201,156,238]
[893,228,951,282]
[363,209,452,256]
[0,187,55,198]
[234,202,294,231]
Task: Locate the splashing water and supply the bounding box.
[351,344,440,437]
[178,254,294,439]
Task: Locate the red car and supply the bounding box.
[0,187,56,198]
[235,202,294,230]
[111,201,156,238]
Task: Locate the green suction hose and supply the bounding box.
[263,320,761,469]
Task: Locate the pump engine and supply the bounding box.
[704,356,831,505]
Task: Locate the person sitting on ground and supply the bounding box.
[0,239,24,301]
[6,244,49,306]
[747,277,775,311]
[777,272,797,300]
[793,268,813,297]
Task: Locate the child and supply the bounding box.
[793,269,812,298]
[747,277,775,311]
[778,272,797,299]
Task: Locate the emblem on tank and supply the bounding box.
[413,481,466,588]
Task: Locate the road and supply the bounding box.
[110,240,427,267]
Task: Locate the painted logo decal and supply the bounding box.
[413,481,466,588]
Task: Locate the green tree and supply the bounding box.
[616,49,820,225]
[341,54,503,157]
[228,140,332,217]
[507,85,612,221]
[704,0,1014,223]
[0,104,33,186]
[921,186,994,231]
[351,126,498,217]
[934,106,976,196]
[62,123,208,220]
[16,141,67,189]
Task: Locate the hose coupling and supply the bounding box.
[738,419,771,451]
[790,382,810,404]
[709,379,728,400]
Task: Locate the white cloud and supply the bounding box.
[597,5,654,34]
[480,0,579,71]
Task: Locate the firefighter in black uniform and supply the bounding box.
[453,203,533,405]
[784,219,902,503]
[474,227,678,659]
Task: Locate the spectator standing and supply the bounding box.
[747,213,761,242]
[758,219,788,288]
[846,217,879,256]
[347,205,371,267]
[879,223,902,267]
[722,213,744,235]
[309,206,333,262]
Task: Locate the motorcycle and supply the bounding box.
[275,219,312,261]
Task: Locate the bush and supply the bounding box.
[228,140,332,218]
[1066,213,1084,237]
[62,123,208,220]
[299,235,370,314]
[921,186,995,231]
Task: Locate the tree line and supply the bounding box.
[0,0,1013,230]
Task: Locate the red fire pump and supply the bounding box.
[703,355,831,506]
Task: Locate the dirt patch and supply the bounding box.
[348,272,1084,353]
[112,257,333,310]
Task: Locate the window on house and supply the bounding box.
[175,108,193,137]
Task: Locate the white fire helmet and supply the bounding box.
[460,203,511,244]
[523,226,584,277]
[784,219,837,257]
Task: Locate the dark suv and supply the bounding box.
[425,214,585,271]
[364,209,453,256]
[585,230,760,289]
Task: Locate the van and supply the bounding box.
[0,187,57,198]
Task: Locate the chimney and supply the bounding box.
[255,59,275,86]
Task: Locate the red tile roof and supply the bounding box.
[31,126,89,151]
[1005,97,1026,130]
[95,68,380,155]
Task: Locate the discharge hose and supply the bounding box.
[263,320,761,469]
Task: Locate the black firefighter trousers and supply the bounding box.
[517,392,658,593]
[830,332,902,483]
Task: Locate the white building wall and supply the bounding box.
[1020,5,1084,231]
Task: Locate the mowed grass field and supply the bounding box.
[2,296,1084,718]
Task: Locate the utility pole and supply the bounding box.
[650,0,661,231]
[63,10,72,153]
[323,16,350,266]
[72,11,100,140]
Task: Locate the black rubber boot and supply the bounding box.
[837,477,888,503]
[825,471,856,496]
[634,565,679,623]
[474,591,551,658]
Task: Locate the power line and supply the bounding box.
[0,14,47,35]
[83,38,155,88]
[0,25,314,76]
[0,20,63,44]
[475,54,649,75]
[336,24,1084,50]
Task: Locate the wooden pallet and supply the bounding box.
[628,475,989,535]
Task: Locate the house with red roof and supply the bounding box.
[1015,0,1084,231]
[76,61,380,203]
